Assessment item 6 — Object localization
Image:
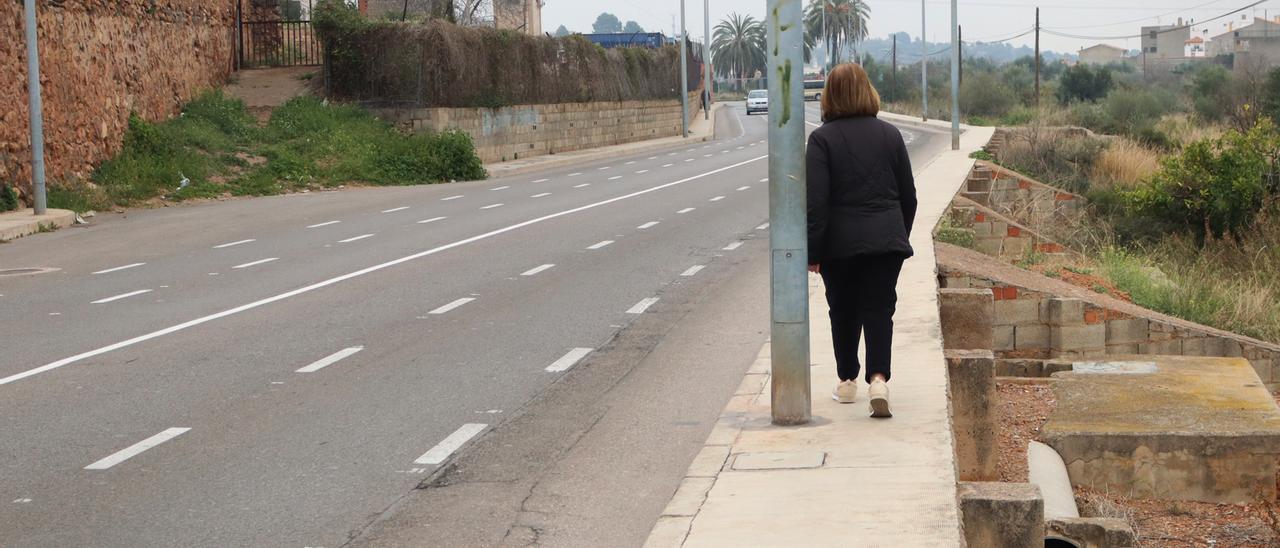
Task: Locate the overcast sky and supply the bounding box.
[542,0,1279,55]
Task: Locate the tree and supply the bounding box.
[554,24,572,37]
[623,21,645,34]
[592,12,623,33]
[803,0,871,68]
[1056,64,1112,104]
[712,13,767,83]
[1265,68,1280,125]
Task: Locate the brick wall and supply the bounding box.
[1,0,236,203]
[375,96,692,164]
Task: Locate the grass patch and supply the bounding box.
[51,91,485,211]
[936,216,976,249]
[0,183,18,212]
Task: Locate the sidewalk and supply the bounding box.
[0,208,77,242]
[645,120,995,547]
[484,103,724,180]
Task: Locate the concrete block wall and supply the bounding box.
[377,95,691,164]
[962,163,1084,229]
[939,270,1280,391]
[947,199,1068,261]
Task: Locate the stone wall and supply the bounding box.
[376,96,692,164]
[0,0,236,203]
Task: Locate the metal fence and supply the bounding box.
[240,20,323,68]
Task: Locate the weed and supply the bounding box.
[0,183,17,212]
[968,150,994,162]
[935,216,976,249]
[1045,268,1062,279]
[36,222,56,234]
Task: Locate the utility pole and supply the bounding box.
[950,0,960,149]
[921,0,928,121]
[822,0,828,71]
[892,34,898,103]
[1034,7,1041,107]
[703,0,711,120]
[958,25,963,87]
[23,0,47,215]
[680,0,689,138]
[766,0,810,426]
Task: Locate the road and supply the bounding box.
[0,103,950,547]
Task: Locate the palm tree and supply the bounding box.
[711,13,767,84]
[804,0,871,69]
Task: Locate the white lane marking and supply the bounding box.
[668,152,677,156]
[737,186,750,191]
[686,148,696,152]
[418,216,447,224]
[84,428,190,470]
[756,223,770,230]
[13,498,32,504]
[662,163,674,168]
[737,146,744,150]
[93,263,146,275]
[703,154,713,158]
[627,297,659,314]
[0,155,767,387]
[233,258,279,269]
[598,166,611,171]
[531,192,551,198]
[429,298,475,315]
[521,264,555,277]
[568,172,583,177]
[442,195,464,201]
[546,348,593,373]
[635,170,649,174]
[296,347,363,373]
[637,221,659,229]
[677,208,696,214]
[720,150,729,154]
[710,196,725,202]
[415,423,487,465]
[91,289,153,304]
[532,178,550,183]
[806,120,822,128]
[307,221,341,229]
[625,161,636,165]
[646,156,657,160]
[490,186,510,191]
[681,265,705,277]
[480,203,504,210]
[759,178,768,183]
[723,242,743,251]
[339,234,375,243]
[574,183,590,188]
[684,158,695,162]
[587,240,614,250]
[608,176,622,181]
[750,142,758,146]
[213,239,256,249]
[382,206,410,213]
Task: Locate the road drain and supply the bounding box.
[0,267,60,277]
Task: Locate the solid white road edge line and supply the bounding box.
[91,289,153,304]
[92,263,146,275]
[521,264,555,277]
[84,428,190,470]
[296,347,364,373]
[681,265,705,277]
[233,258,279,269]
[213,239,256,249]
[626,297,659,314]
[545,347,593,373]
[0,155,767,387]
[415,423,487,465]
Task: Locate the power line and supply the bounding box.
[1040,0,1269,39]
[1045,0,1234,30]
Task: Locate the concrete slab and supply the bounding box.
[0,208,76,242]
[731,451,825,471]
[1043,355,1280,503]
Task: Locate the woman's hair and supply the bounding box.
[821,63,881,122]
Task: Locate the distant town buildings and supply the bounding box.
[1078,44,1126,65]
[1074,16,1280,74]
[1140,19,1191,64]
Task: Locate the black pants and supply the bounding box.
[819,255,905,383]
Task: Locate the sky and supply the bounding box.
[541,0,1280,56]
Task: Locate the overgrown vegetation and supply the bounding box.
[0,183,17,212]
[49,91,485,211]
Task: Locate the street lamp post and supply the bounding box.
[766,0,811,426]
[950,0,960,149]
[23,0,47,215]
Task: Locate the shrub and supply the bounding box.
[0,183,17,212]
[1056,64,1113,104]
[1099,87,1179,142]
[1189,64,1232,122]
[960,71,1018,118]
[1265,67,1280,125]
[1001,130,1104,194]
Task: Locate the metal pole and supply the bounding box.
[23,0,47,215]
[766,0,811,426]
[892,34,897,102]
[950,0,960,150]
[680,0,689,138]
[822,1,828,71]
[703,0,711,120]
[921,0,928,121]
[1034,7,1041,107]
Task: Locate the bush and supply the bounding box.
[1265,67,1280,125]
[1125,120,1280,240]
[1098,87,1179,142]
[1056,64,1113,104]
[1189,64,1232,122]
[0,183,17,212]
[961,71,1018,118]
[1091,138,1160,191]
[1001,131,1105,194]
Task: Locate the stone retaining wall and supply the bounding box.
[1,1,237,203]
[960,164,1083,228]
[375,95,693,164]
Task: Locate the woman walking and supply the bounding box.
[806,63,917,419]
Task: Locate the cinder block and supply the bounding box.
[1015,324,1051,350]
[1138,339,1182,355]
[959,482,1044,548]
[947,350,998,481]
[1051,324,1105,354]
[994,298,1042,326]
[974,238,1004,256]
[995,359,1044,377]
[993,325,1015,351]
[939,289,995,350]
[1182,337,1207,356]
[1106,343,1140,355]
[1047,298,1085,326]
[1045,360,1074,376]
[1105,318,1150,345]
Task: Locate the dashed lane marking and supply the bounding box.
[545,347,593,373]
[93,263,146,275]
[414,423,487,465]
[91,289,153,304]
[626,297,659,314]
[429,298,475,315]
[296,346,363,373]
[84,428,190,470]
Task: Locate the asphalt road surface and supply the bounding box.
[0,103,950,547]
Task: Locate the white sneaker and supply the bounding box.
[869,379,892,418]
[831,380,857,403]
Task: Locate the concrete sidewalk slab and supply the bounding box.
[0,208,76,242]
[644,121,994,547]
[484,103,725,180]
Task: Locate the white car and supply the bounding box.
[745,90,768,115]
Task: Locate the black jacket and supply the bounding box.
[806,116,917,264]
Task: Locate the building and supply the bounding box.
[1078,44,1126,65]
[1185,36,1206,57]
[1140,19,1191,61]
[1206,17,1280,70]
[494,0,541,35]
[358,0,543,35]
